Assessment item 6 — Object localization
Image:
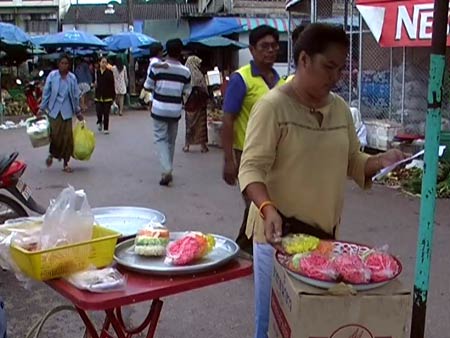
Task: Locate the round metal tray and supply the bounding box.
[114,232,239,276]
[276,241,402,291]
[92,207,166,237]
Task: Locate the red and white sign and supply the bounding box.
[356,0,450,47]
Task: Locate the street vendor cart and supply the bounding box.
[45,259,252,338]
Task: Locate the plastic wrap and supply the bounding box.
[334,254,371,284]
[281,234,320,255]
[313,240,334,257]
[365,250,400,282]
[291,253,337,281]
[134,223,169,257]
[73,122,96,161]
[40,186,94,250]
[66,267,126,293]
[165,232,216,266]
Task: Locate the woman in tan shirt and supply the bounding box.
[238,24,405,338]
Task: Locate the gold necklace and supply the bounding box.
[289,82,318,113]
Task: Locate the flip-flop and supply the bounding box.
[182,146,190,153]
[201,147,209,153]
[62,166,73,173]
[45,156,53,168]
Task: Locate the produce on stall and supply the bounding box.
[381,161,450,198]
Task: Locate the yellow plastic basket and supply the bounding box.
[10,225,120,281]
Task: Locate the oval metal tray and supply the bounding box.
[92,207,166,237]
[114,232,240,276]
[276,241,402,291]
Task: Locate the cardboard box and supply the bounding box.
[269,260,411,338]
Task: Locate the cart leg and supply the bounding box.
[76,307,100,338]
[99,315,114,338]
[145,299,163,338]
[105,309,127,338]
[104,299,164,338]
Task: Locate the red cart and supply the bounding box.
[46,258,253,338]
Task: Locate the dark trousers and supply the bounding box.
[234,149,253,255]
[96,101,112,131]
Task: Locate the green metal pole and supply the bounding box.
[411,0,448,337]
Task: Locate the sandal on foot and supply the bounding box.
[201,146,209,153]
[62,166,73,173]
[45,156,53,168]
[182,146,190,153]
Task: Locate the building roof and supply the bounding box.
[63,3,198,25]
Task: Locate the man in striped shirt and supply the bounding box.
[144,39,191,186]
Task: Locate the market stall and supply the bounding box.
[0,187,253,337]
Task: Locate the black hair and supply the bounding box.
[249,25,279,47]
[292,24,306,46]
[115,57,124,72]
[293,23,349,66]
[149,42,164,58]
[166,39,183,59]
[59,54,71,64]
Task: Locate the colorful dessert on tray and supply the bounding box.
[165,232,216,266]
[278,234,401,286]
[134,228,170,257]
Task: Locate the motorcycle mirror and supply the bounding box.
[38,70,44,77]
[16,79,22,85]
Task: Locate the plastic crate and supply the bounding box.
[10,225,120,281]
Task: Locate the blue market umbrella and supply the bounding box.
[104,32,157,52]
[0,22,31,46]
[40,30,106,49]
[30,35,47,47]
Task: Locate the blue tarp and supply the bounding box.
[189,18,243,42]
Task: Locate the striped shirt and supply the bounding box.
[144,59,191,121]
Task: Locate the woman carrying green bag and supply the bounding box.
[39,55,84,173]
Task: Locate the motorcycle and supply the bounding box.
[16,70,45,116]
[0,152,46,224]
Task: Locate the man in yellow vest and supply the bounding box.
[222,25,284,257]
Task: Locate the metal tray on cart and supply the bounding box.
[114,232,240,276]
[92,207,166,238]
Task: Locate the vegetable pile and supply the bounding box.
[381,161,450,198]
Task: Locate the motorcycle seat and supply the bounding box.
[0,152,18,177]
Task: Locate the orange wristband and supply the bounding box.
[259,201,276,219]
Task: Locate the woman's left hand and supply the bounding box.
[378,149,407,168]
[76,113,84,122]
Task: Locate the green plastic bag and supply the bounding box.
[73,121,95,161]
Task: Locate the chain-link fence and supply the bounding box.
[332,3,450,137]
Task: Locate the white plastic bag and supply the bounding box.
[40,186,94,250]
[66,267,127,293]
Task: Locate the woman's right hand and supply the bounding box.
[263,206,283,249]
[223,159,238,185]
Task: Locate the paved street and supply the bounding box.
[1,110,449,338]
